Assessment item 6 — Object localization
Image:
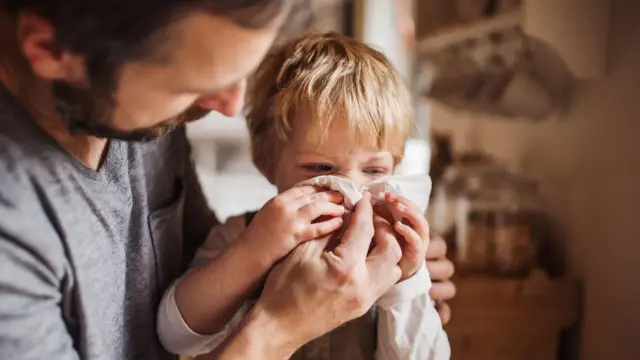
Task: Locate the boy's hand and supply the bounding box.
[378,193,430,281]
[242,186,346,265]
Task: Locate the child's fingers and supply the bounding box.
[394,221,426,280]
[385,193,421,214]
[393,201,430,241]
[394,220,423,251]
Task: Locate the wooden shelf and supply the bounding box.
[417,11,522,54]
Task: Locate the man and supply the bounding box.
[0,1,456,359]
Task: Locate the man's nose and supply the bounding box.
[195,79,246,117]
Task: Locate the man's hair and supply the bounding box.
[246,32,414,181]
[2,0,297,89]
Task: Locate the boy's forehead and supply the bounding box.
[291,117,360,147]
[286,113,403,159]
[290,128,389,158]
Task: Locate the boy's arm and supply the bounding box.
[157,279,248,356]
[375,264,451,360]
[157,217,273,355]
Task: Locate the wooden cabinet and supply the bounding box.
[446,270,581,360]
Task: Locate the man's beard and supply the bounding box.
[52,81,211,142]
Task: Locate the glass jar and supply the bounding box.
[454,176,504,273]
[487,176,540,276]
[446,167,540,276]
[427,163,509,244]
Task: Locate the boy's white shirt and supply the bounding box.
[157,175,450,359]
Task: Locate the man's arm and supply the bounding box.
[0,201,79,359]
[196,307,299,360]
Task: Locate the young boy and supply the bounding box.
[157,33,450,360]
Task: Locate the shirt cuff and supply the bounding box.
[157,281,228,356]
[377,263,431,309]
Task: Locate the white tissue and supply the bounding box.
[296,174,432,215]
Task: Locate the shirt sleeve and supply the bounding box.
[375,264,451,360]
[157,215,249,356]
[0,190,79,359]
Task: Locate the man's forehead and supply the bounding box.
[157,12,279,90]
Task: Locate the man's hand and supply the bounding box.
[426,235,456,324]
[249,192,402,354]
[242,185,345,265]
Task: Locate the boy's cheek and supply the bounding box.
[276,171,318,193]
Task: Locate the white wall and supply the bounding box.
[429,1,640,358]
[360,0,413,79]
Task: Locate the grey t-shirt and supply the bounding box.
[0,85,217,359]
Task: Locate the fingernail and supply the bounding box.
[396,203,406,211]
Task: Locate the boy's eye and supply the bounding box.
[300,163,334,172]
[364,167,390,175]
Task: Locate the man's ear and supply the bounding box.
[16,12,81,81]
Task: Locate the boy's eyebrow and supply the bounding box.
[297,151,331,157]
[368,153,389,159]
[296,151,392,160]
[363,152,393,161]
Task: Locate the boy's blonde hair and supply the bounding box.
[245,32,414,182]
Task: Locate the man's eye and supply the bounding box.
[301,164,334,172]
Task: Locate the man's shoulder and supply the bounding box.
[0,109,65,247]
[0,120,56,203]
[0,139,55,221]
[0,135,40,203]
[0,92,60,190]
[0,138,64,275]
